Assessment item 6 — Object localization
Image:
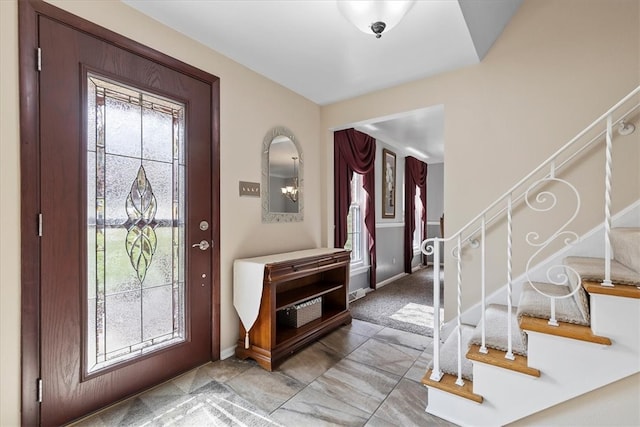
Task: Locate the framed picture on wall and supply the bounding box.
[382,148,396,218]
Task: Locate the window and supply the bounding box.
[413,186,424,254]
[344,173,366,266]
[86,74,186,373]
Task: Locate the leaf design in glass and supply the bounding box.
[124,165,158,283]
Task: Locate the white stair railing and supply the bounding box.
[422,86,640,384]
[455,234,464,386]
[506,194,514,360]
[479,215,487,354]
[602,114,614,287]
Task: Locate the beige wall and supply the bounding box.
[0,1,322,424]
[2,0,639,425]
[0,1,21,425]
[321,1,639,423]
[321,0,640,316]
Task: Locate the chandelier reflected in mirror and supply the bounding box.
[281,156,299,203]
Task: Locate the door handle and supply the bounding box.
[192,240,211,251]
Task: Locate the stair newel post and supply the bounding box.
[455,233,465,386]
[602,113,614,287]
[430,238,443,381]
[480,215,488,354]
[505,194,515,361]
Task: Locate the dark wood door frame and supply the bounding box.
[18,1,221,424]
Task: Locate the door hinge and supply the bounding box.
[36,47,41,71]
[38,213,43,237]
[37,378,43,403]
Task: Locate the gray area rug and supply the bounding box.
[348,266,443,336]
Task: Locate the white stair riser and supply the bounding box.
[437,360,582,426]
[590,293,640,340]
[468,364,546,425]
[425,326,640,426]
[425,388,488,427]
[528,332,638,382]
[426,209,640,424]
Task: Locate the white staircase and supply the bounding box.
[420,86,640,425]
[424,227,640,426]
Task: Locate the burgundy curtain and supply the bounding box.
[404,156,428,273]
[334,128,377,289]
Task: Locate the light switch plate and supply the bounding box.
[239,181,260,197]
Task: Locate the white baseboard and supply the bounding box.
[220,345,236,360]
[376,272,407,289]
[348,287,370,303]
[425,262,444,267]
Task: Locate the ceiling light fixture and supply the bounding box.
[337,0,416,39]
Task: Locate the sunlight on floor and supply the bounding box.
[390,303,444,328]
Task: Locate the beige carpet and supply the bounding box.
[348,267,443,336]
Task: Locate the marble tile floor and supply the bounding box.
[73,319,458,427]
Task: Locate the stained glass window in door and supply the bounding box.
[86,74,185,374]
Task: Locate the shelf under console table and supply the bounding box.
[233,248,351,371]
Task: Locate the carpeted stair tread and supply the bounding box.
[611,227,640,273]
[564,256,640,286]
[422,369,483,403]
[517,281,589,326]
[466,344,540,377]
[428,324,475,381]
[469,304,527,356]
[519,316,612,345]
[583,280,640,299]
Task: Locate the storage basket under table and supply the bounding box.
[277,296,322,328]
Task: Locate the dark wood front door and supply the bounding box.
[19,2,220,425]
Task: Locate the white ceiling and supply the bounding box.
[123,0,522,163]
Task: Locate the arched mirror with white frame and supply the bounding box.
[262,126,303,222]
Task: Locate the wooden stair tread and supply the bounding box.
[421,369,483,403]
[519,316,611,345]
[466,344,540,377]
[583,280,640,299]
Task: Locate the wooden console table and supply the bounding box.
[233,249,351,371]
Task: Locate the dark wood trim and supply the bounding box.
[19,0,221,423]
[210,78,221,361]
[19,0,42,425]
[21,0,216,85]
[381,148,396,219]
